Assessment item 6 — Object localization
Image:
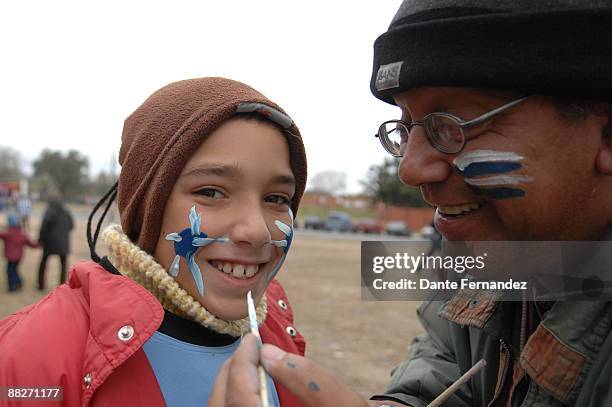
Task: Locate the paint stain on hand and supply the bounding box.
[308,381,320,392]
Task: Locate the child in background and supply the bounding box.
[0,213,40,291]
[0,77,307,407]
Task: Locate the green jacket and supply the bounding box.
[372,297,612,406]
[372,235,612,406]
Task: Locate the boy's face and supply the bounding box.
[154,118,295,320]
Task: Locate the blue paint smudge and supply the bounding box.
[458,162,521,178]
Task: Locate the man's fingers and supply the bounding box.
[208,358,230,406]
[261,344,368,407]
[209,334,262,407]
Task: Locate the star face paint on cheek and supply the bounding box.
[164,206,229,297]
[453,149,531,200]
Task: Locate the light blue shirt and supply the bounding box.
[143,331,280,406]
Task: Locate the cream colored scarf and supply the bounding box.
[101,224,267,337]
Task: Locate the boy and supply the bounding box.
[0,77,307,407]
[0,213,39,292]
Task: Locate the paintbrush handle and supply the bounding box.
[426,359,486,407]
[258,365,271,407]
[251,328,270,407]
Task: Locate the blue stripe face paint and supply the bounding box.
[469,186,526,199]
[164,206,229,297]
[453,150,530,200]
[267,208,294,282]
[458,162,521,178]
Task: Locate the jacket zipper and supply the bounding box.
[487,338,512,407]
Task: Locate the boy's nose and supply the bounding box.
[228,204,272,249]
[397,126,452,187]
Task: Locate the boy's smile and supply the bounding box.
[154,116,295,320]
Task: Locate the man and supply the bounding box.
[210,1,612,406]
[37,192,73,290]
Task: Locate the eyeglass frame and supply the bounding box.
[375,96,531,156]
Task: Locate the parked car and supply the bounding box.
[324,211,352,232]
[303,215,325,230]
[385,221,412,236]
[352,219,384,234]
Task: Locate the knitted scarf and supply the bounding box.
[101,224,267,337]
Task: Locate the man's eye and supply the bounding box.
[195,188,225,199]
[265,194,291,206]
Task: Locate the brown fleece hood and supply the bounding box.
[118,77,307,254]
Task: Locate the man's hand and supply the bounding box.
[209,333,368,407]
[209,334,262,406]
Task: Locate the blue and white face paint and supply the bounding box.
[165,206,294,297]
[165,206,229,297]
[453,149,532,199]
[267,208,294,282]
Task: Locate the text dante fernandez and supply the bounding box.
[372,278,528,290]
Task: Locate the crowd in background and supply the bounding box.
[0,188,73,293]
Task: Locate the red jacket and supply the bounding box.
[0,261,306,406]
[0,227,39,262]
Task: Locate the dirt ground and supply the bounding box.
[0,206,424,399]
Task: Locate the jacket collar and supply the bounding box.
[68,262,164,405]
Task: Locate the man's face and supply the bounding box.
[394,87,609,241]
[154,118,295,320]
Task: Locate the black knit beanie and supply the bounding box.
[371,1,612,105]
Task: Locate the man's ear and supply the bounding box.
[595,109,612,175]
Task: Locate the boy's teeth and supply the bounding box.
[233,264,245,278]
[245,265,258,277]
[439,203,481,215]
[210,261,261,279]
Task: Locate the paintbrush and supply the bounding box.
[426,359,486,407]
[247,290,271,407]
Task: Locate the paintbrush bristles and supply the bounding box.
[247,290,260,335]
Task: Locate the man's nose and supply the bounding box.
[397,126,452,186]
[227,202,272,249]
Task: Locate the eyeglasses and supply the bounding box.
[375,96,530,156]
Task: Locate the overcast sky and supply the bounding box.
[0,1,403,193]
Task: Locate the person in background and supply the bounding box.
[0,213,40,292]
[16,193,32,232]
[37,191,73,290]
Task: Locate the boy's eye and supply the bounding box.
[265,194,291,206]
[195,188,225,199]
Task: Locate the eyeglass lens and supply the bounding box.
[380,122,408,156]
[425,115,464,153]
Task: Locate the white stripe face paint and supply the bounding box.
[453,149,531,200]
[464,174,533,187]
[453,149,524,171]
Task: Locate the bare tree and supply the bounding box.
[0,146,24,181]
[308,170,347,195]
